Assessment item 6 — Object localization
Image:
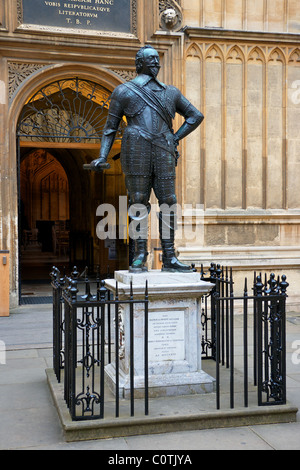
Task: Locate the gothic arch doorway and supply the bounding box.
[20,149,70,280]
[17,77,128,299]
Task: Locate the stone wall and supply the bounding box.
[0,0,299,308]
[182,0,300,33]
[177,0,300,307]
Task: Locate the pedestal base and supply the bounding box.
[105,363,215,399]
[104,270,215,399]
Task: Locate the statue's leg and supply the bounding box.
[121,130,152,272]
[153,157,196,273]
[126,176,151,272]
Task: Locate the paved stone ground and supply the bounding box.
[0,302,299,450]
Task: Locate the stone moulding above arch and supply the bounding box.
[110,68,137,82]
[226,45,245,64]
[288,48,300,64]
[267,47,286,65]
[8,63,124,132]
[8,62,48,104]
[186,43,203,60]
[205,44,224,62]
[247,46,266,63]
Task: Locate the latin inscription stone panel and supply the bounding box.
[148,310,185,362]
[21,0,132,33]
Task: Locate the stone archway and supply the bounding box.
[9,67,127,303]
[16,76,118,143]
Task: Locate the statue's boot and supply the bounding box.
[129,239,148,273]
[159,212,196,273]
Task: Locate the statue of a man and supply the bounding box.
[90,45,204,273]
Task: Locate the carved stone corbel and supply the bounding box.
[159,0,183,32]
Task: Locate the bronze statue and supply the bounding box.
[90,45,204,273]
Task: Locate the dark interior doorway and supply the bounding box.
[17,77,128,303]
[20,147,70,282]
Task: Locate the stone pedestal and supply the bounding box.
[104,270,215,398]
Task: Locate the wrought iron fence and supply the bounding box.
[51,263,288,421]
[200,263,234,363]
[254,272,288,407]
[200,263,288,410]
[50,265,113,384]
[51,266,149,421]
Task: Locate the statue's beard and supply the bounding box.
[148,66,160,78]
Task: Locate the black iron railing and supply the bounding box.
[254,272,288,406]
[50,266,113,384]
[51,263,289,421]
[200,263,288,410]
[51,267,65,384]
[51,266,149,421]
[200,263,234,363]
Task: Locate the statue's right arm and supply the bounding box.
[90,89,124,169]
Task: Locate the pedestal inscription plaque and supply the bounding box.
[20,0,134,33]
[104,270,215,398]
[148,310,185,362]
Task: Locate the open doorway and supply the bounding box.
[17,77,128,302]
[20,148,70,283]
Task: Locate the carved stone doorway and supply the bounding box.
[16,77,127,299]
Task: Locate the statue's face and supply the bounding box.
[141,49,160,78]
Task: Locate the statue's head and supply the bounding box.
[135,46,160,78]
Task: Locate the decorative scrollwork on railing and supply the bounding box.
[254,273,288,405]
